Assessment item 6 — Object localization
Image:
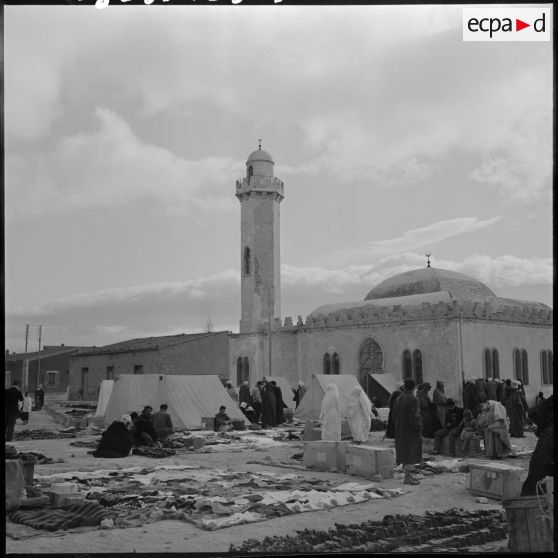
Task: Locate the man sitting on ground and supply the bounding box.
[93,414,135,458]
[134,406,159,446]
[432,399,463,456]
[214,405,233,432]
[151,403,174,441]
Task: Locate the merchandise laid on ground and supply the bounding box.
[7,463,405,533]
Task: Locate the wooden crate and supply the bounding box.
[346,445,395,480]
[303,441,350,472]
[469,462,523,500]
[441,435,482,457]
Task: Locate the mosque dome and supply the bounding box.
[247,149,274,165]
[364,267,496,301]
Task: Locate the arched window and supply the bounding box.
[521,349,529,385]
[483,348,492,379]
[549,351,554,385]
[247,165,254,180]
[358,339,384,396]
[243,247,251,275]
[402,350,412,381]
[236,357,243,385]
[413,349,423,385]
[513,347,529,385]
[332,353,340,375]
[323,353,331,375]
[492,349,500,379]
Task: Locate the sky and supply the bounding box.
[4,2,553,353]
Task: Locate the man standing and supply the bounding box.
[151,403,174,441]
[34,385,45,410]
[239,381,251,408]
[393,378,422,485]
[293,381,307,409]
[260,380,277,428]
[250,381,263,422]
[270,380,286,425]
[432,380,447,428]
[484,378,498,402]
[20,392,33,425]
[385,382,404,439]
[5,380,24,441]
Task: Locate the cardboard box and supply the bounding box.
[304,420,351,441]
[346,445,395,479]
[303,441,350,472]
[201,417,215,431]
[469,462,523,500]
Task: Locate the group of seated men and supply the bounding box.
[93,404,173,458]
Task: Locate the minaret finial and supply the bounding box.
[258,138,262,150]
[426,253,431,268]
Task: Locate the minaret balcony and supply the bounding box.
[235,176,284,200]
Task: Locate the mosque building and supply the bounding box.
[68,146,553,406]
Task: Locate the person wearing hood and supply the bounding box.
[393,379,422,485]
[416,382,438,438]
[93,415,135,458]
[385,382,404,439]
[504,380,526,437]
[477,400,512,458]
[270,380,286,425]
[293,381,307,409]
[346,386,372,443]
[239,381,251,407]
[432,380,447,428]
[319,383,342,441]
[260,380,277,428]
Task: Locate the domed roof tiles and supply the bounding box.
[247,149,274,164]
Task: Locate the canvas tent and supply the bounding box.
[94,380,114,417]
[293,374,362,422]
[264,376,296,410]
[101,374,246,429]
[366,373,399,407]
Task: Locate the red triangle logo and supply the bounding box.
[516,19,530,32]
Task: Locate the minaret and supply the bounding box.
[236,143,284,334]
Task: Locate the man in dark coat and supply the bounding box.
[462,379,479,415]
[34,385,45,410]
[432,399,464,456]
[504,381,526,437]
[521,395,553,496]
[393,378,422,485]
[270,380,286,425]
[260,381,277,428]
[239,381,251,408]
[385,383,404,439]
[484,378,498,401]
[495,379,505,403]
[93,415,134,458]
[134,406,158,446]
[5,380,24,442]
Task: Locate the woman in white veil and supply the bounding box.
[319,383,342,441]
[346,385,372,443]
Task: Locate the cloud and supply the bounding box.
[6,107,241,217]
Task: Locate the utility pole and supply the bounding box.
[23,324,30,392]
[36,325,42,389]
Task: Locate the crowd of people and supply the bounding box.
[385,376,552,490]
[92,403,174,458]
[222,378,308,429]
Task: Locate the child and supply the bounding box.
[459,409,479,453]
[20,392,33,424]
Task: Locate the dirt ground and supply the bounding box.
[6,407,538,555]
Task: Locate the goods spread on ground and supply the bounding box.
[8,465,405,533]
[230,508,508,553]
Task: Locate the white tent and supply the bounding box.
[101,374,246,429]
[264,376,296,410]
[94,380,114,417]
[293,374,363,422]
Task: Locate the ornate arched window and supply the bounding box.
[413,349,423,385]
[492,349,500,379]
[358,339,383,395]
[243,247,251,275]
[483,348,492,379]
[402,350,412,381]
[332,353,340,375]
